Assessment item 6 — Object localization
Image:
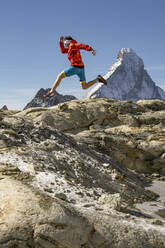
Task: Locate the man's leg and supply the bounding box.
[78,67,98,90]
[51,71,66,92]
[44,71,66,97]
[81,75,107,90]
[81,79,98,89]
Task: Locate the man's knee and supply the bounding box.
[81,82,87,89]
[58,71,66,80]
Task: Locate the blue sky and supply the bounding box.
[0,0,165,109]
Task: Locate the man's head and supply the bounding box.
[64,36,73,47]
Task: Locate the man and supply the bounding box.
[44,36,107,97]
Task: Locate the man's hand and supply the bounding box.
[59,36,64,42]
[91,49,96,56]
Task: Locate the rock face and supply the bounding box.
[24,88,77,109]
[86,48,165,101]
[16,98,165,174]
[0,98,165,247]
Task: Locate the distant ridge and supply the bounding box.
[24,88,77,109]
[0,105,8,111]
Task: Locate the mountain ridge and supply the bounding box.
[24,88,77,109]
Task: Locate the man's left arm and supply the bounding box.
[76,43,96,55]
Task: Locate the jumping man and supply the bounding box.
[44,36,107,97]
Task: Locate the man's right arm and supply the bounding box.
[59,36,68,53]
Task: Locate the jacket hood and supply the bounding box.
[70,39,77,44]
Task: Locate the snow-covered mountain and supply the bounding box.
[24,88,76,109]
[86,48,165,101]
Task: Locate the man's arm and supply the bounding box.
[59,36,68,53]
[76,43,96,55]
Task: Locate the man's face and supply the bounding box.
[64,40,71,47]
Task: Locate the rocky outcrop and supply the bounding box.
[0,98,165,247]
[16,98,165,174]
[86,48,165,102]
[24,88,77,109]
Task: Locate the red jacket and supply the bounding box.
[60,40,92,67]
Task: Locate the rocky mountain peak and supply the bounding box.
[86,48,165,102]
[107,48,144,79]
[117,48,144,69]
[117,48,138,61]
[119,47,137,57]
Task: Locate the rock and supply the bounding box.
[98,193,122,210]
[159,177,165,181]
[13,98,165,174]
[0,179,92,248]
[151,173,160,178]
[151,219,164,225]
[160,168,165,176]
[0,98,165,247]
[155,209,165,219]
[137,99,165,111]
[55,193,67,201]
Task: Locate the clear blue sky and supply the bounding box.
[0,0,165,109]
